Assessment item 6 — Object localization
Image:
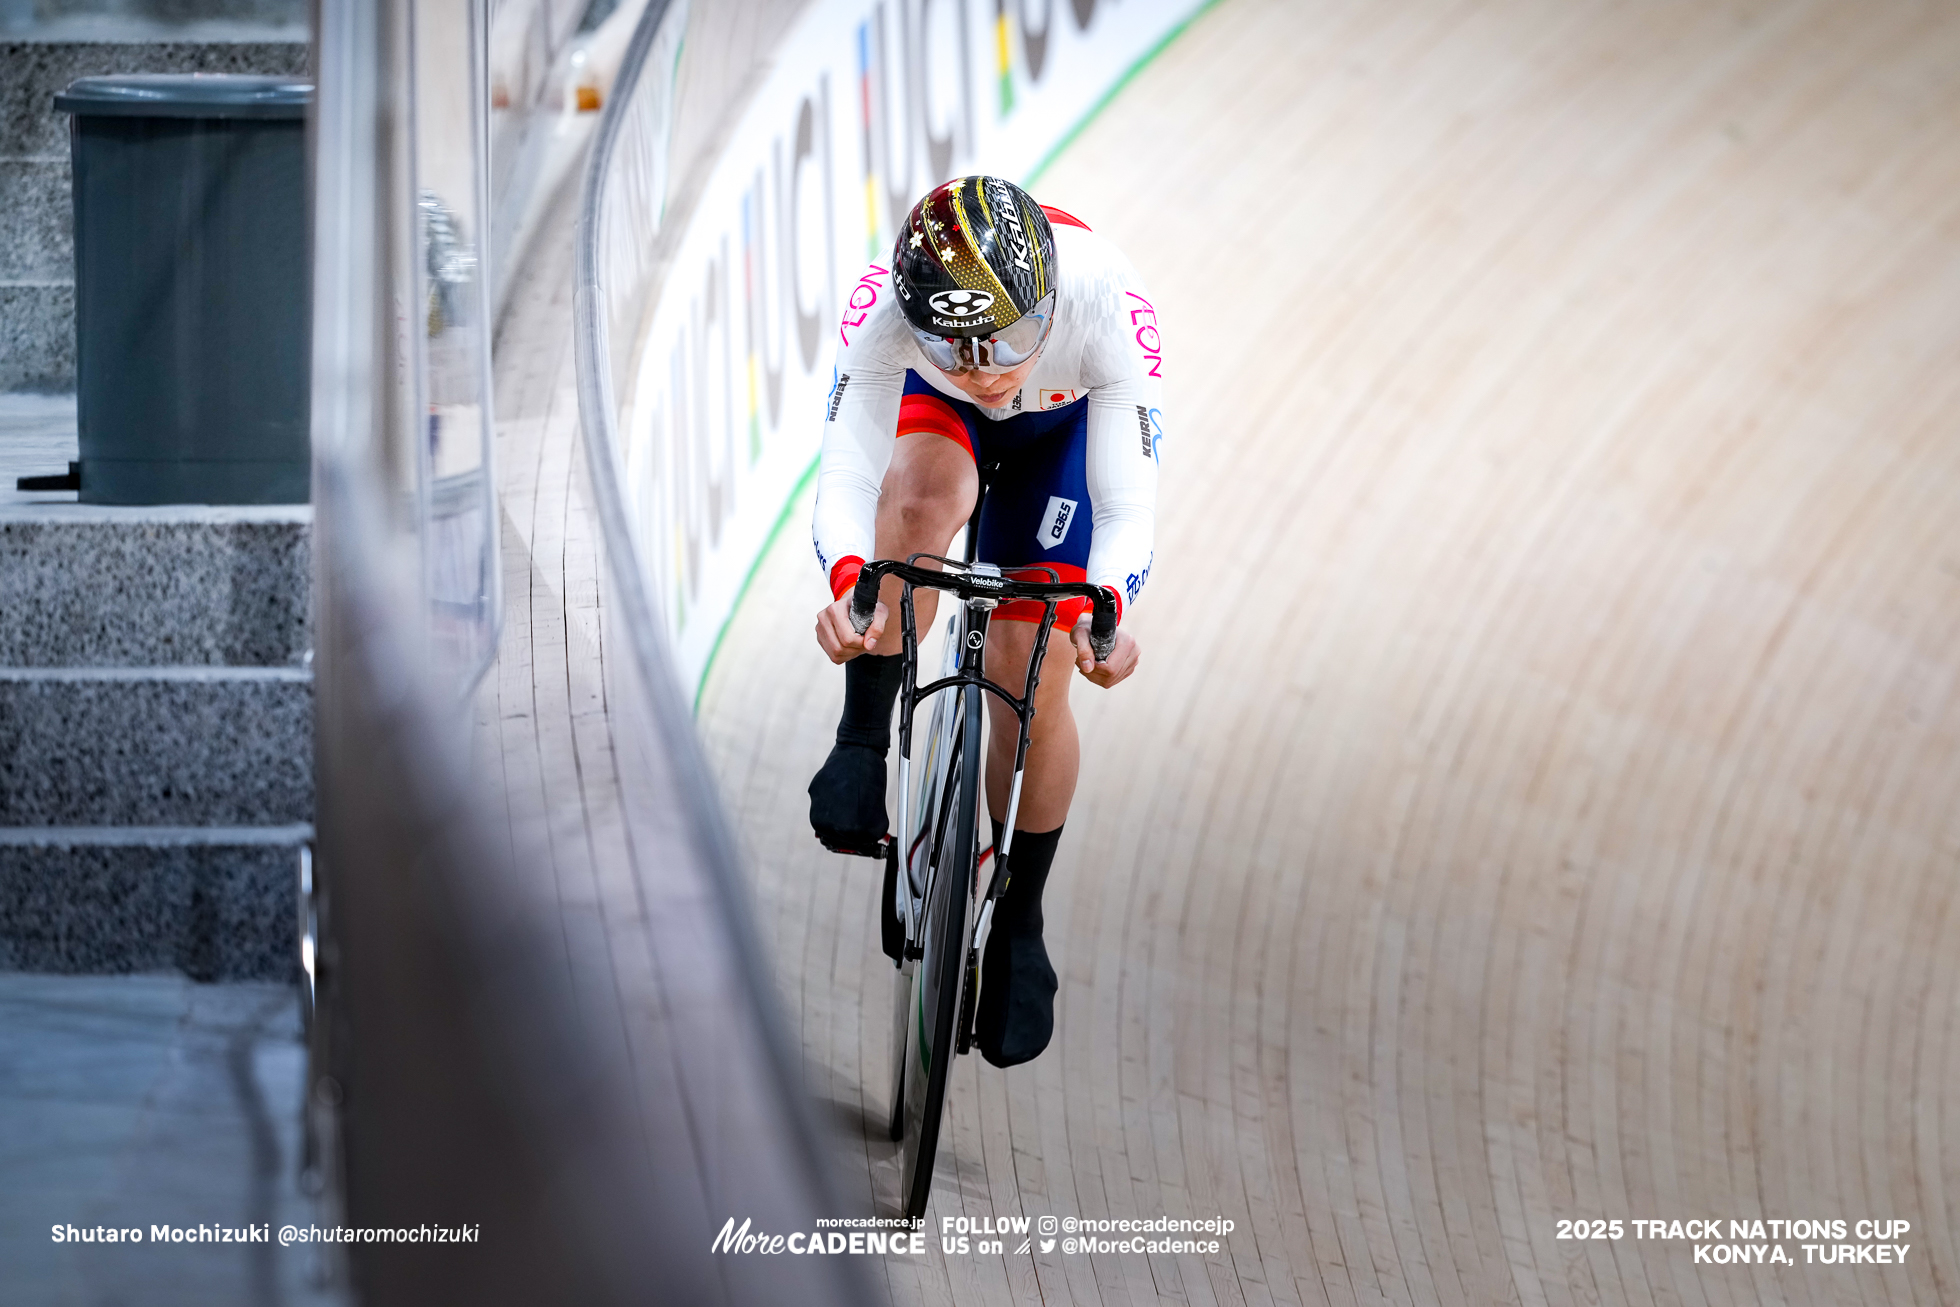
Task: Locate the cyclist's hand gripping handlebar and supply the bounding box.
[851,559,1119,662]
[848,567,882,637]
[1084,592,1118,663]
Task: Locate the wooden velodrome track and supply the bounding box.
[691,0,1960,1302]
[487,0,1960,1303]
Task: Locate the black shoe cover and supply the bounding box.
[975,916,1058,1068]
[808,742,888,854]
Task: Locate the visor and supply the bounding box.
[908,292,1056,374]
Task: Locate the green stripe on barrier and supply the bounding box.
[1024,0,1226,189]
[695,453,821,713]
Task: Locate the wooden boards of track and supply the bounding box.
[700,0,1960,1302]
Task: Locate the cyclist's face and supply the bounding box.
[933,352,1041,408]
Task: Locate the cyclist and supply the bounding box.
[808,175,1162,1068]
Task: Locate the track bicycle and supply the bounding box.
[843,510,1116,1221]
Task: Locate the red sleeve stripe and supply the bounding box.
[829,555,865,601]
[897,392,974,459]
[1040,204,1091,231]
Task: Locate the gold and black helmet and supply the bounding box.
[893,176,1058,373]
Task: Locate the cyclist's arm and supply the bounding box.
[1082,390,1158,625]
[1063,384,1155,686]
[812,310,909,602]
[1079,286,1164,626]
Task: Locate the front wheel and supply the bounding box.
[886,960,911,1141]
[896,681,984,1220]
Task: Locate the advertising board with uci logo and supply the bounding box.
[614,0,1207,688]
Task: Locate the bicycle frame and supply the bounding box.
[851,475,1119,942]
[858,477,1119,1216]
[890,556,1067,965]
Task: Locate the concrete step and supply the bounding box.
[0,666,311,825]
[0,825,305,980]
[0,506,311,665]
[1,408,313,978]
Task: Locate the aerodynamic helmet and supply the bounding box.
[892,176,1058,374]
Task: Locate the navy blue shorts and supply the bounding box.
[897,371,1094,626]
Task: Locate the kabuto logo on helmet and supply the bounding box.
[928,289,994,318]
[990,177,1032,271]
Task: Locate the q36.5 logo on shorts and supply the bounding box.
[928,289,994,318]
[1037,496,1078,550]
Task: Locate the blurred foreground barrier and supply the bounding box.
[310,0,862,1299]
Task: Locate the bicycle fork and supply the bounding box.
[894,580,1002,956]
[970,605,1059,973]
[891,562,1065,1008]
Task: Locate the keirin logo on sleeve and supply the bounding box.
[1037,496,1078,549]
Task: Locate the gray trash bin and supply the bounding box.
[56,75,312,505]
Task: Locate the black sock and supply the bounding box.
[836,653,905,754]
[977,822,1064,1067]
[991,822,1063,933]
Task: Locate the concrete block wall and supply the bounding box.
[0,30,308,392]
[0,507,312,980]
